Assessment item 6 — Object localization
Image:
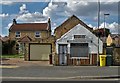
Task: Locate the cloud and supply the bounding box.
[0,13,9,18]
[2,1,119,36]
[5,23,12,29]
[19,4,29,14]
[17,12,48,23]
[88,24,93,28]
[43,2,69,19]
[105,22,119,34]
[67,0,119,2]
[16,2,119,34]
[15,4,48,23]
[94,22,119,34]
[0,1,13,5]
[43,1,118,20]
[42,0,119,34]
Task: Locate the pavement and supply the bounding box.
[0,58,120,81]
[1,58,51,67]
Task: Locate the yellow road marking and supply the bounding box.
[0,65,19,68]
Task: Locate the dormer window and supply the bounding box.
[74,35,86,39]
[35,31,40,38]
[15,31,20,38]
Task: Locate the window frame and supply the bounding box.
[15,31,21,38]
[16,44,19,50]
[35,31,41,38]
[74,35,86,39]
[70,43,89,57]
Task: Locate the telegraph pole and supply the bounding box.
[97,0,100,66]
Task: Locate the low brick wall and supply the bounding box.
[54,54,98,66]
[91,54,97,65]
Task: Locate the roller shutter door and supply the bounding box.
[29,44,51,60]
[70,43,89,57]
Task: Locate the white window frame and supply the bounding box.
[35,31,40,38]
[15,31,21,38]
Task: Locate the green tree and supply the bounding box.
[2,40,16,54]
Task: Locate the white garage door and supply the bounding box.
[29,44,51,60]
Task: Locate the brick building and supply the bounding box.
[9,18,55,62]
[54,15,103,66]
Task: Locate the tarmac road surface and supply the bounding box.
[1,66,119,81]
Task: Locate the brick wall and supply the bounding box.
[113,47,120,65]
[91,54,97,65]
[9,31,50,40]
[24,36,56,61]
[54,16,80,39]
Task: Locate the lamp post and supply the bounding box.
[103,13,110,54]
[104,14,110,38]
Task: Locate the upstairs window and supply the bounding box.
[74,35,86,39]
[35,32,40,38]
[15,32,20,38]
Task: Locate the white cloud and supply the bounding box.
[17,12,48,23]
[0,13,9,18]
[67,0,120,2]
[42,0,119,34]
[88,24,93,28]
[20,4,27,11]
[0,1,13,5]
[2,0,51,2]
[5,23,12,29]
[2,1,119,37]
[15,4,48,23]
[94,22,119,34]
[43,0,118,20]
[19,4,29,14]
[108,22,119,34]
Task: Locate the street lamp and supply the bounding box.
[103,13,110,54]
[104,13,110,38]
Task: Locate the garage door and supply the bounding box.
[29,44,51,60]
[70,43,89,57]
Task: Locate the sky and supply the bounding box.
[0,0,120,36]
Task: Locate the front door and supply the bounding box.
[58,44,67,65]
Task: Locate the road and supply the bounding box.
[1,66,119,80]
[1,66,120,81]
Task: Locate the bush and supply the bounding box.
[2,40,16,54]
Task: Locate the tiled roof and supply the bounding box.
[18,36,32,42]
[110,34,120,39]
[9,23,49,31]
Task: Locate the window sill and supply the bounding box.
[70,57,89,59]
[16,37,20,38]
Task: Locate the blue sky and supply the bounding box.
[0,0,119,36]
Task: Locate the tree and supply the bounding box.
[93,28,110,37]
[110,43,116,48]
[2,40,16,54]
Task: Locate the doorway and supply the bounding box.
[58,44,68,65]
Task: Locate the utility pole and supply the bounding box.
[97,0,100,66]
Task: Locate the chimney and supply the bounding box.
[13,19,17,25]
[48,17,51,32]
